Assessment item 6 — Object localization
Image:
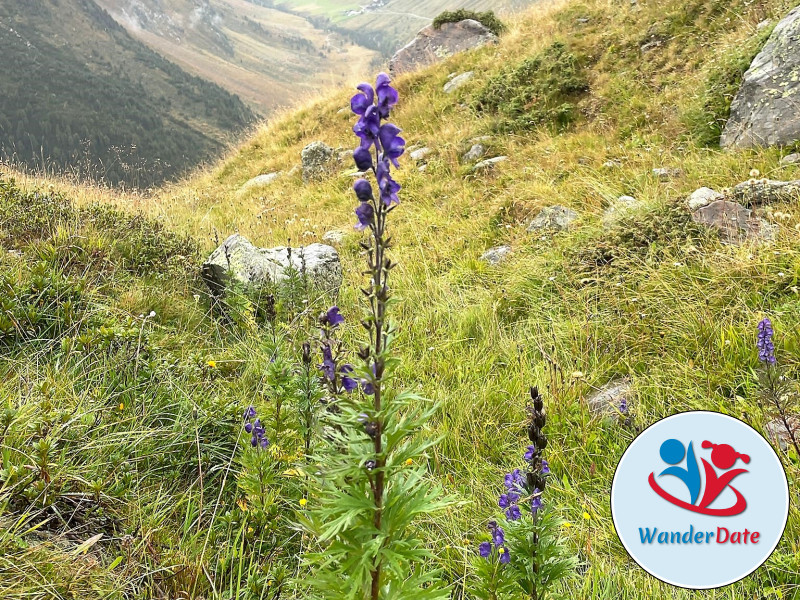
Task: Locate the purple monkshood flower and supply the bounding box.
[243,406,256,421]
[322,306,345,328]
[541,459,550,475]
[378,123,405,168]
[619,397,629,414]
[504,469,525,492]
[757,318,776,365]
[354,146,373,171]
[319,344,336,380]
[355,201,375,231]
[375,72,398,118]
[354,179,373,201]
[244,411,269,449]
[340,364,358,393]
[531,489,543,514]
[505,505,522,521]
[376,159,401,206]
[351,82,374,115]
[524,444,536,461]
[479,541,492,558]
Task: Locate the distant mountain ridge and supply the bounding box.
[0,0,255,187]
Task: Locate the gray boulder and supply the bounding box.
[410,147,432,162]
[480,245,511,265]
[389,20,498,75]
[721,7,800,148]
[687,187,724,211]
[444,71,474,94]
[587,379,633,419]
[462,143,487,163]
[202,234,342,297]
[301,142,334,182]
[730,178,800,206]
[527,205,579,232]
[781,152,800,165]
[691,200,777,244]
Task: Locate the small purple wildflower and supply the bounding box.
[243,410,269,449]
[355,201,375,231]
[243,406,256,421]
[757,318,776,365]
[619,397,628,414]
[319,344,336,380]
[524,445,536,461]
[531,489,543,514]
[479,542,492,558]
[541,459,550,475]
[321,306,345,328]
[505,505,522,521]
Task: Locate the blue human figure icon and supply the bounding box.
[658,439,701,505]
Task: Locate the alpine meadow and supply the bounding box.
[1,0,800,599]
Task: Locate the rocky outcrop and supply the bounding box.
[462,143,487,163]
[687,187,724,211]
[202,234,342,297]
[730,178,800,206]
[301,142,334,182]
[691,200,776,244]
[527,205,578,232]
[390,20,498,75]
[721,7,800,148]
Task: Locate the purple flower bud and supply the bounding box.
[505,505,521,521]
[479,541,492,558]
[355,202,375,231]
[354,146,373,171]
[244,423,253,434]
[353,179,373,201]
[244,406,256,421]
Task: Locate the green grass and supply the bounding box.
[3,0,800,597]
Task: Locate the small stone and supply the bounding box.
[602,160,621,169]
[444,71,474,94]
[410,147,432,162]
[322,230,346,244]
[473,156,508,172]
[764,416,800,451]
[640,40,662,53]
[756,19,772,30]
[301,141,334,182]
[480,245,511,265]
[691,199,777,244]
[687,187,724,211]
[652,167,683,180]
[527,205,579,232]
[781,153,800,165]
[587,379,633,419]
[418,164,428,173]
[240,172,281,192]
[576,17,590,24]
[462,143,486,163]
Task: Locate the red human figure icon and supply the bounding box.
[698,441,750,511]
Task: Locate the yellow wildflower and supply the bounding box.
[207,360,216,368]
[583,511,591,520]
[405,458,413,466]
[118,403,124,411]
[299,498,308,507]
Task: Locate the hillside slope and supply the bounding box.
[0,0,255,187]
[2,0,800,598]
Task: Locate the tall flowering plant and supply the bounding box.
[300,73,450,600]
[756,318,800,458]
[474,387,574,600]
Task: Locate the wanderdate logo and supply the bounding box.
[611,411,789,589]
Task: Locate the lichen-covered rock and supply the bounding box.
[687,187,724,211]
[587,379,633,419]
[301,142,334,182]
[652,167,683,180]
[691,199,777,244]
[730,178,800,206]
[721,7,800,148]
[322,230,346,245]
[202,234,342,297]
[410,147,432,162]
[444,71,474,94]
[781,152,800,165]
[390,20,498,75]
[527,205,578,232]
[480,245,511,265]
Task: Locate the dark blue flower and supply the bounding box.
[353,106,381,148]
[340,364,358,393]
[479,541,492,558]
[505,505,522,521]
[488,521,505,547]
[619,397,628,414]
[376,159,401,206]
[355,201,375,231]
[524,444,536,461]
[244,406,256,421]
[353,146,373,171]
[378,123,405,168]
[319,344,336,380]
[351,82,374,116]
[354,179,373,201]
[499,548,510,564]
[504,469,524,492]
[541,459,550,474]
[757,318,776,364]
[322,306,345,328]
[375,72,398,118]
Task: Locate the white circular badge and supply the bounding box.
[611,411,789,589]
